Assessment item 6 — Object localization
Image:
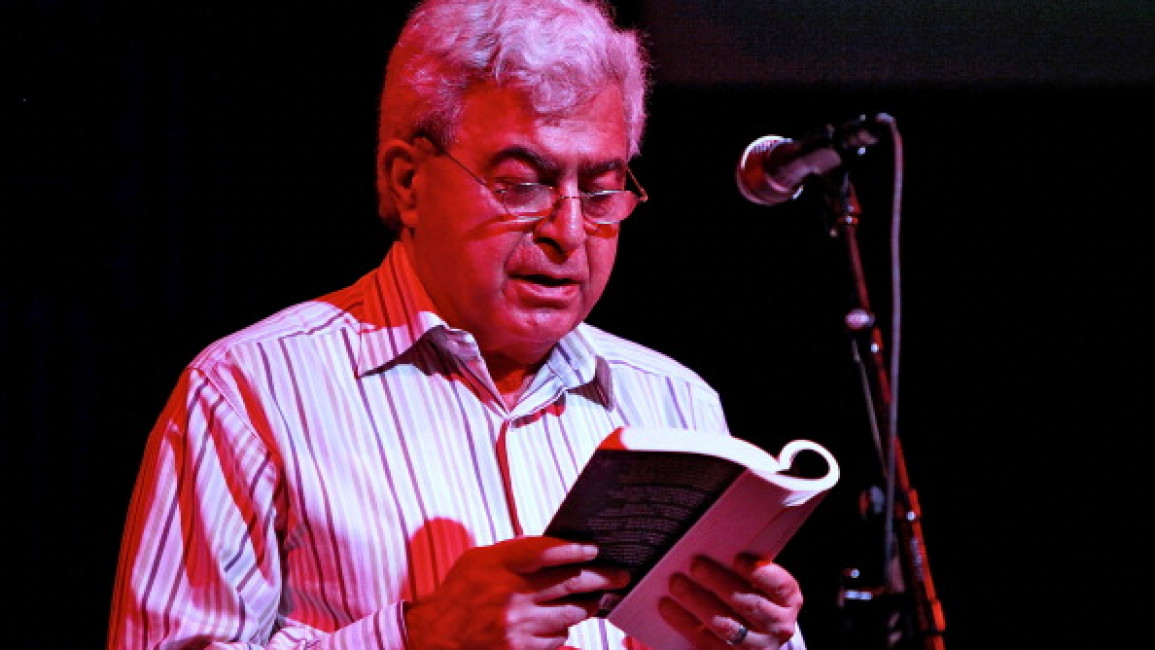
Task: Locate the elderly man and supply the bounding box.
[108,1,807,648]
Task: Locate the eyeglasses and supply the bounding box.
[419,137,648,225]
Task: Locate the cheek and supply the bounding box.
[452,232,526,298]
[585,238,619,296]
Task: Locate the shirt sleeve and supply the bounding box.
[106,365,410,649]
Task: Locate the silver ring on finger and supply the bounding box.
[727,624,749,646]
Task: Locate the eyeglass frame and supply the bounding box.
[415,135,648,225]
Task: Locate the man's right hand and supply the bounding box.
[405,536,631,650]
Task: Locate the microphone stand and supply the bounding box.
[823,170,946,650]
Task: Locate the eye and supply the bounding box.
[582,191,626,217]
[491,175,536,190]
[498,183,544,200]
[493,183,555,214]
[582,170,627,194]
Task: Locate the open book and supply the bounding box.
[544,426,839,650]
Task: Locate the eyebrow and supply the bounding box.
[488,144,627,179]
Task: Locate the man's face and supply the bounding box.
[400,83,631,368]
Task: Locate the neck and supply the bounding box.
[485,354,543,410]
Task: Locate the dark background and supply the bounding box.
[3,1,1151,648]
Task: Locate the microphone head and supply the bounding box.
[736,135,807,207]
[736,114,892,207]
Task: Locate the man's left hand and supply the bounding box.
[659,554,803,649]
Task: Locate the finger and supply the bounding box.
[496,536,600,573]
[533,564,632,603]
[736,556,804,610]
[534,539,601,569]
[678,560,801,648]
[531,600,598,635]
[690,556,749,598]
[657,596,730,650]
[731,557,803,643]
[668,572,753,647]
[688,555,772,628]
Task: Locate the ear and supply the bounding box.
[377,138,424,229]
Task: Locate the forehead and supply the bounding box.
[451,83,630,166]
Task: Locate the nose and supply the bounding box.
[533,194,591,253]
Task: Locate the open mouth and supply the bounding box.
[511,273,580,303]
[523,274,573,287]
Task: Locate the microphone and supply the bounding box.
[736,113,891,206]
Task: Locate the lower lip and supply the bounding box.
[511,278,580,304]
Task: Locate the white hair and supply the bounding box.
[376,0,651,230]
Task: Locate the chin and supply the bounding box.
[509,310,584,348]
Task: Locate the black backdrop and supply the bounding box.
[3,1,1152,649]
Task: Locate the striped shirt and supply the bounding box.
[107,243,803,649]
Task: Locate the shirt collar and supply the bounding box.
[353,243,448,377]
[553,325,616,410]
